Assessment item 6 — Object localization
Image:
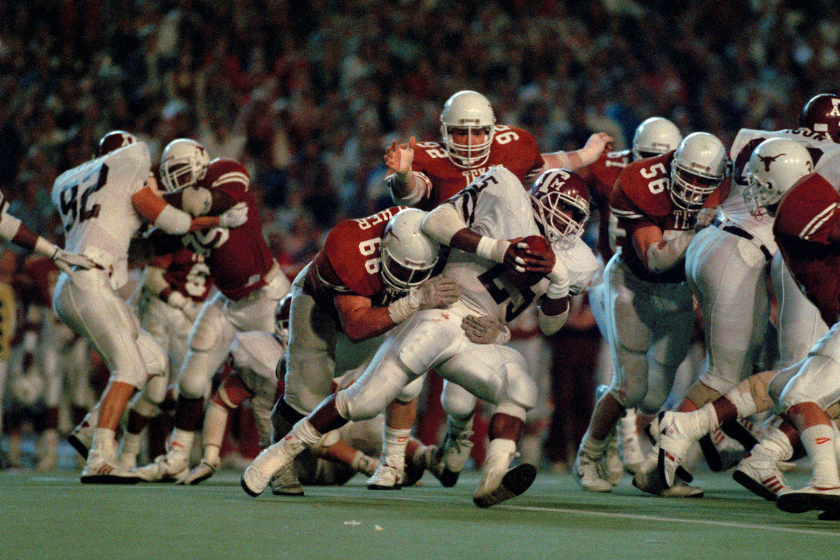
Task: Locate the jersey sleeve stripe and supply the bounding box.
[799,203,840,240]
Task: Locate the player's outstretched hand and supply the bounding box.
[219,202,249,228]
[417,275,460,310]
[384,137,416,175]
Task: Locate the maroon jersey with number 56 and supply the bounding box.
[181,158,275,301]
[304,207,407,317]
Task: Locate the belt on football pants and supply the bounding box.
[711,218,773,262]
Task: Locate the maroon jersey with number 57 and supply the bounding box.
[181,158,275,301]
[773,173,840,325]
[304,207,407,316]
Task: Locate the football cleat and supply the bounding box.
[699,426,746,472]
[179,459,219,486]
[366,459,405,490]
[732,457,790,501]
[660,480,704,498]
[270,464,304,496]
[473,463,537,508]
[81,450,141,484]
[241,437,303,497]
[403,445,435,487]
[68,423,94,459]
[657,411,698,487]
[604,428,623,486]
[776,486,840,515]
[573,453,612,492]
[430,427,474,487]
[132,452,189,483]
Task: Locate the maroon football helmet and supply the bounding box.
[529,169,591,249]
[800,93,840,142]
[96,130,137,157]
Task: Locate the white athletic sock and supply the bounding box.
[685,403,721,439]
[170,428,194,456]
[382,427,411,469]
[578,431,608,460]
[801,424,840,488]
[92,428,116,459]
[753,428,793,463]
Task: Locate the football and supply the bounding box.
[505,235,555,289]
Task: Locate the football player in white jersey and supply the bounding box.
[241,166,597,507]
[51,133,248,483]
[670,94,840,474]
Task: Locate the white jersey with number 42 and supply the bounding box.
[440,166,597,325]
[51,142,150,289]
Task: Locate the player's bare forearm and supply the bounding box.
[335,294,396,342]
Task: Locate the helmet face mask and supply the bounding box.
[275,294,292,344]
[159,139,210,192]
[742,138,813,217]
[632,117,682,160]
[379,209,439,292]
[440,91,496,169]
[530,169,590,250]
[669,132,728,210]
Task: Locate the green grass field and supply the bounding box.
[1,466,838,560]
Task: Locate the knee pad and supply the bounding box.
[137,329,168,378]
[441,381,477,419]
[769,363,800,404]
[494,401,527,423]
[612,349,648,408]
[500,360,538,412]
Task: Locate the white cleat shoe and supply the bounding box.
[632,444,703,497]
[270,464,304,496]
[178,459,219,486]
[431,428,474,488]
[241,437,304,497]
[68,424,94,459]
[573,453,612,492]
[776,486,840,515]
[366,459,405,490]
[132,452,189,483]
[81,450,141,484]
[657,411,698,488]
[473,463,537,508]
[732,452,791,501]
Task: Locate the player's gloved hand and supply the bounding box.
[510,240,556,274]
[384,137,416,180]
[693,207,717,232]
[412,275,461,310]
[219,202,249,228]
[545,258,570,299]
[461,315,511,345]
[52,248,96,274]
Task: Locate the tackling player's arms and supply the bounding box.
[334,293,399,342]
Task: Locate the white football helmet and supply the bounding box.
[440,91,496,168]
[530,169,591,250]
[97,130,137,157]
[742,138,813,216]
[380,208,439,292]
[632,117,682,160]
[159,138,210,192]
[670,132,729,210]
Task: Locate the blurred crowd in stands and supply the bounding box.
[1,0,839,470]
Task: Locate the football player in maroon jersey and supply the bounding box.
[267,206,460,494]
[574,132,729,495]
[133,139,292,482]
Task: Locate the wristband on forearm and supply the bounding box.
[475,237,510,263]
[388,290,420,323]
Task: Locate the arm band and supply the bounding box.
[33,236,59,258]
[646,230,696,273]
[388,293,419,324]
[0,213,22,242]
[421,204,467,245]
[475,237,510,263]
[153,204,193,235]
[538,306,568,336]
